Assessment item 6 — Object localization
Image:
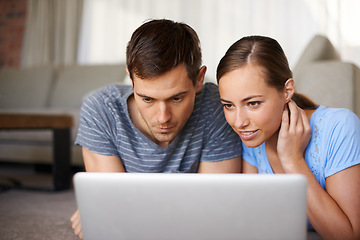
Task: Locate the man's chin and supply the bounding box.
[154,133,177,146]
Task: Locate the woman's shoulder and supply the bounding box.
[311,105,360,136]
[312,105,359,125]
[310,107,360,179]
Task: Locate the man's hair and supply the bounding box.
[126,19,202,85]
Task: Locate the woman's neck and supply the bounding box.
[265,130,286,173]
[266,108,315,151]
[266,130,279,153]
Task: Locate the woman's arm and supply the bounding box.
[322,165,360,239]
[278,101,360,239]
[242,159,258,173]
[198,157,242,173]
[284,159,360,239]
[283,160,360,239]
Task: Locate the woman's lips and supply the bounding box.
[238,130,259,141]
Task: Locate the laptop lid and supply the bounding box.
[74,173,307,240]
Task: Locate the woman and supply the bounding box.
[217,35,360,239]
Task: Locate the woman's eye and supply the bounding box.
[223,104,234,110]
[248,101,260,107]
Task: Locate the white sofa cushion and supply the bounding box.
[0,66,54,109]
[293,35,360,117]
[295,61,357,111]
[49,64,127,109]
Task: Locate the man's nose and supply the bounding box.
[157,102,171,124]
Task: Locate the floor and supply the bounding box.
[0,188,78,240]
[0,163,323,240]
[0,162,79,240]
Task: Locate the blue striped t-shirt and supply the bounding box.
[75,83,242,172]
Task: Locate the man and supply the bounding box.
[71,19,242,239]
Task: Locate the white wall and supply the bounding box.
[78,0,360,83]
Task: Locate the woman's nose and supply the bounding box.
[234,109,249,129]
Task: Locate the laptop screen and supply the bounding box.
[74,173,307,240]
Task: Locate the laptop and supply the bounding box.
[74,173,307,240]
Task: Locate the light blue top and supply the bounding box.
[75,83,242,173]
[243,105,360,187]
[242,105,360,229]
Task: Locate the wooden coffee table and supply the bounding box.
[0,111,74,191]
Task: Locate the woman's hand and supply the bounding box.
[71,209,83,239]
[277,100,311,170]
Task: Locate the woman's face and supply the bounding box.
[218,64,287,148]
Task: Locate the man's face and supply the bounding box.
[132,64,203,147]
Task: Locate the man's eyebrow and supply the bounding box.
[135,92,151,98]
[170,91,188,98]
[135,91,189,99]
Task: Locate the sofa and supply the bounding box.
[0,64,128,167]
[293,35,360,117]
[1,35,359,169]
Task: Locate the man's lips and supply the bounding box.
[156,125,175,133]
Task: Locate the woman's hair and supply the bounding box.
[126,19,202,85]
[216,36,317,110]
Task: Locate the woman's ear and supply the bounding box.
[284,78,295,103]
[195,66,207,92]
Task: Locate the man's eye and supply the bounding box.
[143,97,153,103]
[172,97,183,102]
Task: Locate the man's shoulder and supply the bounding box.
[84,84,132,107]
[93,84,132,99]
[197,82,221,110]
[190,82,226,129]
[197,82,220,102]
[203,82,219,95]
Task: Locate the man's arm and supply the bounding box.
[71,147,125,239]
[197,157,242,173]
[82,147,125,172]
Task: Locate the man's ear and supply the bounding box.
[284,78,295,103]
[126,67,134,87]
[195,66,207,92]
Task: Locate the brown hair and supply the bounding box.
[126,19,202,85]
[217,36,317,110]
